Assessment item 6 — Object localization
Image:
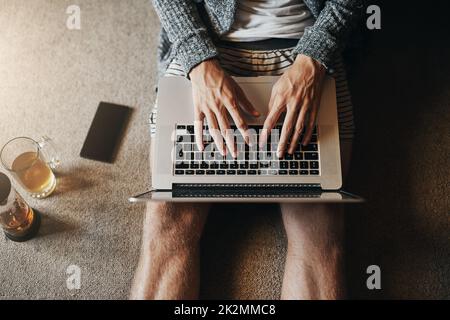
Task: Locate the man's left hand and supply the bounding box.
[259,54,326,158]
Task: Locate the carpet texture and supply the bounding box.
[0,0,448,300]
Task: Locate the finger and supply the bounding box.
[277,105,298,158]
[302,96,320,146]
[288,117,305,154]
[204,110,225,156]
[194,108,205,152]
[259,97,284,149]
[288,103,308,155]
[225,99,250,146]
[288,98,310,153]
[235,85,260,117]
[216,108,236,158]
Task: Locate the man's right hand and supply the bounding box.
[189,59,260,158]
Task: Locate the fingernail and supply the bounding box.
[277,151,283,158]
[253,111,260,116]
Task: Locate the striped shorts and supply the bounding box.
[152,43,355,140]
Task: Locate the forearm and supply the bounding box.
[293,0,364,68]
[152,0,218,74]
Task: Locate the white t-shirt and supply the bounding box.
[222,0,315,42]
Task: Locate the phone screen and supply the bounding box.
[80,102,131,163]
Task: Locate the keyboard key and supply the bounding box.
[177,149,184,160]
[300,170,309,175]
[270,162,280,169]
[248,170,257,175]
[248,152,258,162]
[194,152,203,161]
[239,162,249,169]
[206,170,215,175]
[305,152,319,160]
[285,153,293,160]
[220,162,229,169]
[280,161,289,169]
[175,170,184,175]
[249,163,258,169]
[186,125,194,134]
[264,152,276,161]
[294,152,303,160]
[229,161,239,169]
[260,163,270,168]
[302,144,318,152]
[217,170,226,175]
[210,162,219,169]
[279,170,288,175]
[310,135,318,143]
[200,162,209,169]
[290,162,299,169]
[178,135,193,143]
[237,170,246,175]
[310,161,319,169]
[310,170,320,175]
[203,135,213,143]
[289,170,299,175]
[300,161,309,169]
[190,163,199,169]
[176,125,186,130]
[185,170,195,175]
[175,162,189,169]
[196,170,205,175]
[227,170,236,175]
[204,151,216,161]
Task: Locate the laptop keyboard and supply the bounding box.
[174,125,319,176]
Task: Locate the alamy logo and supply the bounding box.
[366,265,381,290]
[66,265,81,290]
[66,5,81,30]
[366,5,381,30]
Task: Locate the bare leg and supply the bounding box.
[280,140,352,300]
[280,203,345,299]
[130,202,210,300]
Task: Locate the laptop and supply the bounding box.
[129,76,363,203]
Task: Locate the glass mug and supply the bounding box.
[0,172,41,241]
[0,136,60,198]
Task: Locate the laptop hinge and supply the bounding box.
[172,183,322,198]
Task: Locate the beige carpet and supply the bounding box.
[0,0,285,300]
[0,0,448,300]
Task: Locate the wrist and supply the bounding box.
[294,54,326,74]
[189,59,221,81]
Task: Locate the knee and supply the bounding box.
[143,202,209,247]
[281,204,344,251]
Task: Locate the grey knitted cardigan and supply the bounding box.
[153,0,363,76]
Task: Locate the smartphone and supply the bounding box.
[80,102,132,163]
